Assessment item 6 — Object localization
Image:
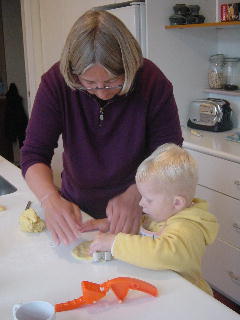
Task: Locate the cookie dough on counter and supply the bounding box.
[0,205,6,212]
[19,208,45,232]
[72,240,113,262]
[72,240,93,261]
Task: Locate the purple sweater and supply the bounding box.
[21,59,183,218]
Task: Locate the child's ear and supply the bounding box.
[173,196,186,211]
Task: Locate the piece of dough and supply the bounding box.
[19,208,45,232]
[72,241,93,261]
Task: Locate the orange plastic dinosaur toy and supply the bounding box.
[55,277,158,312]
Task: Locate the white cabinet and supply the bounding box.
[191,150,240,200]
[186,148,240,304]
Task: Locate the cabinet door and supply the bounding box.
[202,238,240,304]
[196,185,240,249]
[188,149,240,200]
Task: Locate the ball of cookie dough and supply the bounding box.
[19,208,45,232]
[0,205,6,212]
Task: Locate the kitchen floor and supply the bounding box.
[213,290,240,314]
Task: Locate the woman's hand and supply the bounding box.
[80,218,110,233]
[106,184,142,234]
[89,232,115,255]
[42,192,82,245]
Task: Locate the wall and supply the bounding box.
[146,0,217,125]
[217,28,240,128]
[37,0,131,79]
[146,0,240,128]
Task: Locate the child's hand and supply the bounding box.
[89,232,115,255]
[79,218,110,233]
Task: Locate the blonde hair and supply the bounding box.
[60,9,143,94]
[136,144,198,203]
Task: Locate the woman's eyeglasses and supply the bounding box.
[78,84,123,91]
[76,73,124,91]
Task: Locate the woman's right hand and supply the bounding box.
[42,192,82,245]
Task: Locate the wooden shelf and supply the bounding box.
[165,21,240,29]
[204,88,240,97]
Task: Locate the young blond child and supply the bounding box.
[81,143,219,295]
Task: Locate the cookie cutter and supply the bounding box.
[92,251,112,262]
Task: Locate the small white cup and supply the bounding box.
[12,301,55,320]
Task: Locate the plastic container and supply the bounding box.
[223,57,240,90]
[208,54,225,89]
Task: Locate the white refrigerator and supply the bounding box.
[93,1,147,57]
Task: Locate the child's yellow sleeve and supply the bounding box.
[112,221,210,273]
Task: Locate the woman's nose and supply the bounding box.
[95,90,109,100]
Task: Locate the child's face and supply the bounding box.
[137,179,175,222]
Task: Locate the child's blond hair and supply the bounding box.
[136,144,198,204]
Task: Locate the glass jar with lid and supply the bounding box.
[208,54,225,89]
[223,57,240,90]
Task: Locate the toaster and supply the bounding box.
[187,98,233,132]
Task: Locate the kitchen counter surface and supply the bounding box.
[0,156,239,319]
[182,127,240,164]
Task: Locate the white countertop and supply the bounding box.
[0,156,239,319]
[182,127,240,164]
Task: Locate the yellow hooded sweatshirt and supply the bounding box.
[112,198,219,295]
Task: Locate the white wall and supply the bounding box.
[216,28,240,128]
[146,0,240,128]
[146,0,217,125]
[39,0,132,74]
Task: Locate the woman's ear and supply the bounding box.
[173,195,187,212]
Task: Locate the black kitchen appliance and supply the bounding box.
[187,98,233,132]
[169,3,205,25]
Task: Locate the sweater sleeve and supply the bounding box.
[142,60,183,154]
[112,221,206,275]
[20,65,63,176]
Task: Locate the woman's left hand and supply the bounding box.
[106,184,142,234]
[79,218,110,233]
[89,232,115,255]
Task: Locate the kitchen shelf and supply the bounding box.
[165,21,240,29]
[204,89,240,97]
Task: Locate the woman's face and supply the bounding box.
[78,64,124,100]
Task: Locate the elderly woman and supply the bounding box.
[21,9,183,245]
